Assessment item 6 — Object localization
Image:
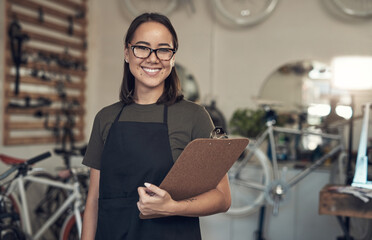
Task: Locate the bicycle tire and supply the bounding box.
[350,218,372,240]
[0,192,25,240]
[332,0,372,17]
[59,211,82,240]
[119,0,178,18]
[226,144,273,216]
[212,0,279,27]
[23,171,68,240]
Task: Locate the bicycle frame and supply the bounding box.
[235,120,346,190]
[5,170,82,240]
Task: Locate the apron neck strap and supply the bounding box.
[114,103,168,123]
[163,105,168,124]
[114,103,126,122]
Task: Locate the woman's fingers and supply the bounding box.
[137,183,174,215]
[144,182,166,198]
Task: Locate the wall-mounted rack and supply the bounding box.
[3,0,88,146]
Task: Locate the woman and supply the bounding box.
[81,13,231,240]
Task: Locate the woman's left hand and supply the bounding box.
[137,182,176,216]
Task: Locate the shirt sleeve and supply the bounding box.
[82,112,104,170]
[191,106,215,139]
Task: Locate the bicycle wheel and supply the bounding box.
[23,171,68,240]
[59,211,82,240]
[226,143,273,216]
[350,218,372,240]
[119,0,178,17]
[212,0,279,27]
[332,0,372,17]
[0,193,26,240]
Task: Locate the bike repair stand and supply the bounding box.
[335,102,371,240]
[351,102,371,189]
[254,206,266,240]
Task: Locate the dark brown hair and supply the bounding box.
[120,13,183,105]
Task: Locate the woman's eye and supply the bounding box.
[137,46,148,51]
[158,48,170,53]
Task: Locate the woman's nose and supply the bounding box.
[147,51,159,63]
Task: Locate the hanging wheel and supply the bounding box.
[226,143,273,216]
[120,0,178,18]
[212,0,279,27]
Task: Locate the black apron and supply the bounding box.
[95,104,202,240]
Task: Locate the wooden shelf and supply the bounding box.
[8,9,86,38]
[6,107,85,115]
[23,46,86,63]
[4,0,87,146]
[5,91,85,104]
[5,57,87,78]
[7,120,84,130]
[9,0,87,26]
[4,134,84,145]
[5,74,86,90]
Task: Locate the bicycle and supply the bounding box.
[226,108,348,216]
[0,152,85,240]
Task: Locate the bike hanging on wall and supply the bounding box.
[331,0,372,17]
[212,0,279,27]
[119,0,178,17]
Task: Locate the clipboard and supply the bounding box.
[140,137,249,219]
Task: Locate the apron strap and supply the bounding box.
[163,105,168,124]
[114,103,126,122]
[114,103,167,123]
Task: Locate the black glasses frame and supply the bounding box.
[130,45,176,61]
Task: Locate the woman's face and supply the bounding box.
[125,21,175,99]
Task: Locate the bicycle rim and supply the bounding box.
[121,0,178,17]
[212,0,279,27]
[226,144,273,216]
[59,212,82,240]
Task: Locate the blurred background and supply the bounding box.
[1,0,372,239]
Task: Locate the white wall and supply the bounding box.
[86,0,372,141]
[0,0,371,238]
[1,0,371,155]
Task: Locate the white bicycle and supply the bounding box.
[227,111,347,216]
[0,152,84,240]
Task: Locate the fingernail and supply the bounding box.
[144,182,151,188]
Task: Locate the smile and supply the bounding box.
[142,67,161,73]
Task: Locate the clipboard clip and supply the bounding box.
[210,127,228,139]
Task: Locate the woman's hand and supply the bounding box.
[137,174,231,218]
[137,183,177,216]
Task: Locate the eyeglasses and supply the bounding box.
[130,45,176,61]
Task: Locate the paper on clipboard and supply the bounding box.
[140,137,249,219]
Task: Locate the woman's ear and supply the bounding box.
[124,48,129,63]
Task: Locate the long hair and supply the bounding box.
[120,13,183,105]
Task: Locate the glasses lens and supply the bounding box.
[133,46,150,58]
[132,46,174,60]
[156,49,173,61]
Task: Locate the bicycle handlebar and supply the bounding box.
[0,151,51,181]
[26,151,51,165]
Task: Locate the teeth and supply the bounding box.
[143,68,160,73]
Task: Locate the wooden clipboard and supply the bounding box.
[140,137,249,219]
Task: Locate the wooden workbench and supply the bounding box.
[319,184,372,219]
[319,184,372,240]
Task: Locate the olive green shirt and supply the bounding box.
[82,99,214,170]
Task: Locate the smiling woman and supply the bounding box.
[123,21,176,103]
[80,13,231,240]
